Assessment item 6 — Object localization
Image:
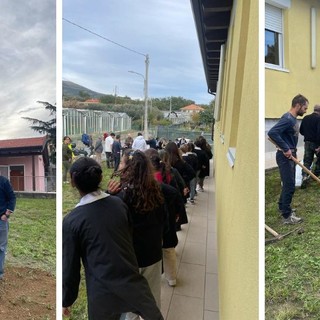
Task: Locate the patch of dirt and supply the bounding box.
[0,266,56,320]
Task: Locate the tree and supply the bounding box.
[22,101,56,164]
[79,90,91,100]
[199,108,214,126]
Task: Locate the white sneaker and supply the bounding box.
[283,214,303,225]
[167,279,176,287]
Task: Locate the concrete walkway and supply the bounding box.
[160,172,219,320]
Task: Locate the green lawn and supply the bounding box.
[265,169,320,320]
[7,197,56,274]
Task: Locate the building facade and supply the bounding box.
[265,0,320,168]
[0,136,53,192]
[192,1,259,319]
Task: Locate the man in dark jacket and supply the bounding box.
[0,175,16,280]
[112,134,122,171]
[299,104,320,187]
[268,94,308,224]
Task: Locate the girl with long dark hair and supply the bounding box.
[108,149,167,320]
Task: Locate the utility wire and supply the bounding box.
[63,18,146,57]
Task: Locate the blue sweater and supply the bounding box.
[0,176,16,214]
[268,112,299,152]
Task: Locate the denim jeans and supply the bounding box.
[105,152,114,168]
[189,177,196,200]
[302,141,320,177]
[0,220,9,279]
[113,155,120,172]
[63,160,71,182]
[276,151,296,218]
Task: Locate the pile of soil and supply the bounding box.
[0,265,56,320]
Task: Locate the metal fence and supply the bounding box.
[156,125,213,144]
[63,108,132,136]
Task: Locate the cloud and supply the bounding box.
[63,0,213,104]
[0,0,56,139]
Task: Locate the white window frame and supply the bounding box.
[265,3,285,69]
[0,166,9,178]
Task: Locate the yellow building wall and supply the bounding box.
[266,0,320,117]
[214,1,259,319]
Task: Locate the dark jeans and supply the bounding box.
[302,141,320,177]
[276,151,296,218]
[106,152,114,168]
[113,155,120,171]
[63,160,71,182]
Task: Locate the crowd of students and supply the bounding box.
[62,134,212,319]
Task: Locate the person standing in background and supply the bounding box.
[132,132,147,151]
[105,132,115,168]
[94,136,104,164]
[0,175,16,280]
[62,136,73,183]
[112,134,122,171]
[146,135,157,149]
[299,104,320,188]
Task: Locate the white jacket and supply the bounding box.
[132,136,147,151]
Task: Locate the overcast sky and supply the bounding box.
[63,0,213,105]
[0,0,56,139]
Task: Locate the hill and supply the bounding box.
[63,80,105,98]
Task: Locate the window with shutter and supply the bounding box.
[265,3,284,67]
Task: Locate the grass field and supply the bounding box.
[63,164,114,319]
[265,169,320,320]
[8,197,56,274]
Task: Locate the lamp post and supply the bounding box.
[128,54,149,138]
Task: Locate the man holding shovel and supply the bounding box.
[268,94,309,224]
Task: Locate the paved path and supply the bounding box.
[160,172,219,320]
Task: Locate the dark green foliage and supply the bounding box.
[22,101,56,164]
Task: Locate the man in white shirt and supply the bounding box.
[105,133,115,168]
[132,132,147,151]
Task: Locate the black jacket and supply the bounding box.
[118,187,167,268]
[299,112,320,144]
[160,183,181,248]
[194,147,210,178]
[63,194,163,320]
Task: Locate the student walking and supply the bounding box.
[63,157,163,320]
[107,150,167,320]
[180,143,198,204]
[145,148,185,287]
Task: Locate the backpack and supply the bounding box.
[81,133,90,146]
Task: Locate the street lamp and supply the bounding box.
[128,54,149,138]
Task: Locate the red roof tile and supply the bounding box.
[0,136,47,149]
[85,98,100,103]
[180,104,205,111]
